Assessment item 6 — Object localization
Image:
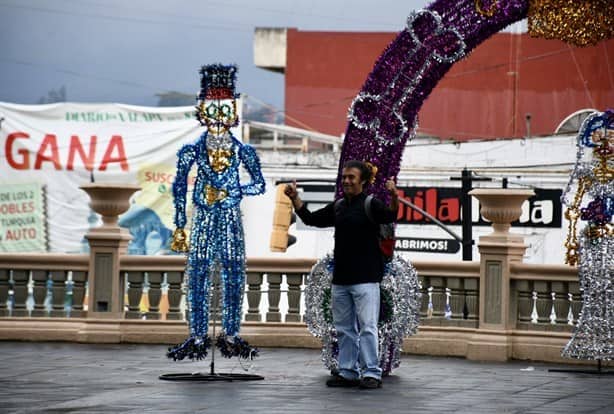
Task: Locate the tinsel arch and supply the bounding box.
[337,0,530,200]
[338,0,614,198]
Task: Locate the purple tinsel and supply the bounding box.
[338,0,530,202]
[581,197,613,225]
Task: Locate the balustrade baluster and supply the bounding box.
[419,276,429,319]
[464,278,479,321]
[71,271,87,318]
[551,281,568,326]
[0,269,9,317]
[31,270,48,317]
[548,292,557,324]
[446,277,464,320]
[533,281,550,324]
[146,272,163,320]
[50,271,67,317]
[126,271,145,319]
[12,270,29,317]
[285,273,303,323]
[245,272,263,322]
[568,281,582,323]
[266,273,282,322]
[166,271,184,321]
[515,280,532,324]
[429,277,445,319]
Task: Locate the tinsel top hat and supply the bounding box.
[198,64,238,101]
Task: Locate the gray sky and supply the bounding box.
[0,0,428,111]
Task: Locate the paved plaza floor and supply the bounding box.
[1,341,613,413]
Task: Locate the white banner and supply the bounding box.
[0,101,242,254]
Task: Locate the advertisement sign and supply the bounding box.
[0,102,240,254]
[0,183,47,252]
[395,237,461,254]
[299,184,563,228]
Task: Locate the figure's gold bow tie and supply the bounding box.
[205,185,228,205]
[585,223,614,240]
[208,149,233,173]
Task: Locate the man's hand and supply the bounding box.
[385,178,399,213]
[284,181,298,200]
[385,178,397,196]
[284,180,303,210]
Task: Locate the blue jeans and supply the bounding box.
[332,282,381,380]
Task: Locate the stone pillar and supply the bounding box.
[70,271,87,318]
[0,269,10,317]
[125,271,145,320]
[146,271,163,320]
[466,188,534,362]
[165,271,184,321]
[285,273,303,322]
[80,183,139,320]
[31,270,49,317]
[266,273,282,322]
[245,272,263,322]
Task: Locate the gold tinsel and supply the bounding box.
[364,161,378,184]
[171,228,189,253]
[204,185,228,205]
[475,0,499,17]
[528,0,614,47]
[208,148,233,173]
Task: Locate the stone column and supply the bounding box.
[466,188,534,361]
[266,273,282,322]
[80,183,139,320]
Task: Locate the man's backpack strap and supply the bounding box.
[333,198,343,213]
[364,194,375,224]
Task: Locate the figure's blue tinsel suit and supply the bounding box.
[166,63,266,361]
[167,129,265,360]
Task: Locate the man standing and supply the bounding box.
[285,160,399,389]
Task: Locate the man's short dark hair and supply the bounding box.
[343,160,372,184]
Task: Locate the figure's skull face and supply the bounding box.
[197,98,238,134]
[591,129,614,158]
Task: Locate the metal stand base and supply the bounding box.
[161,264,264,382]
[159,372,264,382]
[549,359,614,375]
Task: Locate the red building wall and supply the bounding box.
[285,28,614,140]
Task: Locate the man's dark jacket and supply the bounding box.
[296,192,397,285]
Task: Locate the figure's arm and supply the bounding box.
[172,144,197,229]
[239,144,266,196]
[564,176,590,266]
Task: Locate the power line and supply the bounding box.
[244,94,326,133]
[0,57,157,90]
[567,44,596,108]
[57,0,249,27]
[0,2,251,33]
[3,0,406,31]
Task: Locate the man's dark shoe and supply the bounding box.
[326,374,360,387]
[359,377,382,389]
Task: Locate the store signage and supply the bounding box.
[300,184,562,228]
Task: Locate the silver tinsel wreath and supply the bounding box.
[304,254,421,375]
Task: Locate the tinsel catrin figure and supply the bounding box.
[167,64,265,361]
[561,109,613,361]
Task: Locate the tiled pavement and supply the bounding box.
[1,342,613,413]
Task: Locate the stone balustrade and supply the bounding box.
[0,185,583,364]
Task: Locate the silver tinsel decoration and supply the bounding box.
[305,254,421,375]
[561,110,613,361]
[562,231,614,360]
